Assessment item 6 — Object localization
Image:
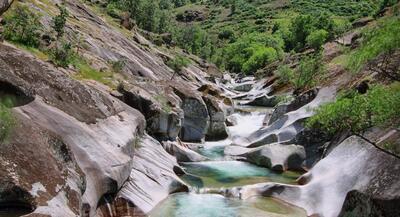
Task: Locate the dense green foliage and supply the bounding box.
[3,4,43,47]
[307,83,400,135]
[223,33,283,74]
[347,16,400,72]
[95,0,387,74]
[0,99,15,143]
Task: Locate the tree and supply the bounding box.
[306,29,328,51]
[291,54,323,91]
[126,0,142,20]
[52,4,69,39]
[138,0,158,32]
[289,15,313,51]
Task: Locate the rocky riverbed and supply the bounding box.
[0,0,399,216]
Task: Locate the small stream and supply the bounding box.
[149,193,306,217]
[150,102,307,217]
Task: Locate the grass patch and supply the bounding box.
[13,43,49,61]
[154,94,172,113]
[347,16,400,72]
[0,99,15,143]
[71,57,115,87]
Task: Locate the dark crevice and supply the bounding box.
[0,184,36,217]
[0,80,34,107]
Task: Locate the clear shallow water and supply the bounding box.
[181,161,301,188]
[149,193,306,217]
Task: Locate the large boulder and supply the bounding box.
[118,136,188,214]
[243,94,279,107]
[233,87,336,147]
[174,87,210,142]
[176,10,206,22]
[233,82,254,92]
[115,83,183,141]
[0,43,186,217]
[339,190,400,217]
[203,96,228,141]
[225,144,305,172]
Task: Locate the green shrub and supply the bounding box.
[167,55,190,79]
[275,65,294,85]
[307,83,400,135]
[306,29,329,51]
[2,4,43,47]
[0,100,15,143]
[110,60,126,73]
[242,46,278,74]
[49,41,74,67]
[106,2,122,19]
[291,54,324,90]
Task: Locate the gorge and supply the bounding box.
[0,0,399,217]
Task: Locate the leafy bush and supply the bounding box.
[110,60,126,73]
[167,55,190,73]
[0,100,15,142]
[242,47,278,74]
[306,29,329,51]
[291,54,324,90]
[307,84,400,135]
[275,65,294,85]
[287,13,336,51]
[49,41,74,67]
[2,4,43,47]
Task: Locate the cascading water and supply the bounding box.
[149,77,307,217]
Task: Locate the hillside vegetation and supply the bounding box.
[94,0,397,74]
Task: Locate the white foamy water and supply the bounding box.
[228,112,266,138]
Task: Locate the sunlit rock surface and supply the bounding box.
[0,43,189,217]
[237,136,400,217]
[233,86,336,147]
[118,135,188,214]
